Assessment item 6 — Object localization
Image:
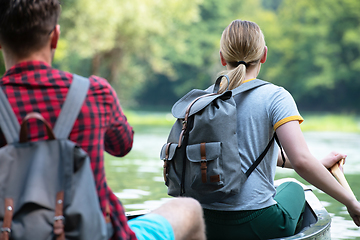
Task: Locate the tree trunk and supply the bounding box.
[106,48,122,84]
[91,53,101,76]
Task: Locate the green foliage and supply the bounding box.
[262,0,360,112]
[58,0,202,106]
[0,52,5,76]
[136,0,275,106]
[3,0,360,113]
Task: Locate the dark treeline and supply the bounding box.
[1,0,360,113]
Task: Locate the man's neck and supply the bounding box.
[3,48,53,71]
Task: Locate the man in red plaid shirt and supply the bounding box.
[0,1,205,240]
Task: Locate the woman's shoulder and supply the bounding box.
[254,79,284,90]
[254,79,293,97]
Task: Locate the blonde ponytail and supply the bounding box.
[218,20,265,93]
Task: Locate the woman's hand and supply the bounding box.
[347,199,360,226]
[320,151,347,169]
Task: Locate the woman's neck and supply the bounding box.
[226,62,261,80]
[245,63,261,80]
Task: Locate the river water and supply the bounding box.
[104,126,360,240]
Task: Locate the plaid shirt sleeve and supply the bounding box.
[103,82,134,157]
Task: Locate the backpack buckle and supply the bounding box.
[54,215,65,221]
[182,120,187,127]
[0,228,11,233]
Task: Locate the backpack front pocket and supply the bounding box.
[186,142,224,192]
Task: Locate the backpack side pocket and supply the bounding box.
[160,143,182,196]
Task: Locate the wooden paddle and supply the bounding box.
[330,158,356,200]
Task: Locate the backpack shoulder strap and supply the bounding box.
[231,79,270,96]
[0,87,20,143]
[206,79,270,95]
[245,133,275,178]
[53,74,90,139]
[245,133,286,178]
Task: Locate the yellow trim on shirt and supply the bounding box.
[220,78,256,88]
[243,78,256,84]
[274,116,304,130]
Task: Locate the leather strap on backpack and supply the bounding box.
[163,143,172,182]
[54,191,65,240]
[178,93,216,147]
[105,202,111,224]
[199,143,220,183]
[200,143,207,183]
[0,198,14,240]
[19,112,56,143]
[0,199,13,240]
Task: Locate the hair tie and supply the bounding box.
[237,61,248,68]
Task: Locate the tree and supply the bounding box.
[57,0,202,106]
[4,0,359,112]
[262,0,360,112]
[0,53,5,75]
[136,0,280,108]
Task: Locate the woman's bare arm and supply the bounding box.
[277,147,346,169]
[276,121,360,226]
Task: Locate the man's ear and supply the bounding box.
[260,46,268,64]
[220,51,227,66]
[50,25,60,49]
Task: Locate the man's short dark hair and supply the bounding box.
[0,0,61,58]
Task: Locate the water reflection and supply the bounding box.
[304,132,360,174]
[105,128,360,240]
[115,189,151,199]
[331,215,360,239]
[123,198,172,211]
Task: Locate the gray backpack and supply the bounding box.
[0,75,110,240]
[160,75,283,203]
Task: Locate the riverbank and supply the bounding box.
[124,110,360,133]
[300,113,360,132]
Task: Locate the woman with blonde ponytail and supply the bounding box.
[202,20,360,240]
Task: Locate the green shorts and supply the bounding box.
[204,181,305,240]
[128,213,175,240]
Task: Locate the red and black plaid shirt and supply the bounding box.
[0,61,137,240]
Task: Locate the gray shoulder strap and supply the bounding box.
[53,74,90,139]
[231,79,270,96]
[0,87,20,143]
[206,79,270,95]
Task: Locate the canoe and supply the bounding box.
[126,178,331,240]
